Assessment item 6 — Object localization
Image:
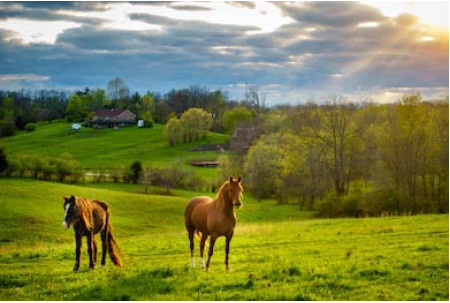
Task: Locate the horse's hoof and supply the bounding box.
[226,267,232,272]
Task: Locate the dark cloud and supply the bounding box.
[277,2,387,27]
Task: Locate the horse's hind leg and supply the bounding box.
[199,233,207,268]
[100,231,107,266]
[87,233,95,269]
[92,237,98,264]
[188,228,195,267]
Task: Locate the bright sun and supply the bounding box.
[363,1,449,29]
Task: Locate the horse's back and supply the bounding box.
[185,196,213,229]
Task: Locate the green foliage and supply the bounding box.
[165,108,213,145]
[24,123,37,132]
[66,94,86,122]
[223,106,252,133]
[164,118,183,146]
[0,119,15,137]
[142,111,154,128]
[130,160,143,184]
[5,152,82,183]
[0,148,7,174]
[180,107,212,142]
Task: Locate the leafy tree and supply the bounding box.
[164,117,183,146]
[223,106,252,133]
[179,107,212,142]
[66,94,86,122]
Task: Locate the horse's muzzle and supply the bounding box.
[62,221,69,229]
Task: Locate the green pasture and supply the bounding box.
[0,178,448,300]
[0,121,228,179]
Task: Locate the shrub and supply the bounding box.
[25,123,37,132]
[0,119,15,137]
[0,148,7,174]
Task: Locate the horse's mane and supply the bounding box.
[74,196,94,230]
[214,180,230,201]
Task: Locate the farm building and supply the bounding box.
[90,109,136,128]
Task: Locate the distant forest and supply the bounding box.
[0,77,448,217]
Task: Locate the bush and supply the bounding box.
[0,148,8,174]
[25,123,37,132]
[0,120,15,137]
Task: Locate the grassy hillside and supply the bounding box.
[0,121,228,179]
[0,178,448,300]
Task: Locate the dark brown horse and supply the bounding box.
[62,195,122,271]
[185,176,243,272]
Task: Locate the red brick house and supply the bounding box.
[91,109,136,128]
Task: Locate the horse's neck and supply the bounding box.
[215,197,235,216]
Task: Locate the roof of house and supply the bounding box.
[94,109,129,117]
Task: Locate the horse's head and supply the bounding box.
[62,195,79,229]
[225,176,243,209]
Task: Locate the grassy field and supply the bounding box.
[0,178,448,300]
[1,121,228,180]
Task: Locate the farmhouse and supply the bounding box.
[91,109,136,128]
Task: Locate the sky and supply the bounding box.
[0,1,448,105]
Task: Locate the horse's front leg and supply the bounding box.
[225,232,234,271]
[74,233,82,271]
[205,235,217,273]
[87,233,95,269]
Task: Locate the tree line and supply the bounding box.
[0,77,262,137]
[227,93,448,217]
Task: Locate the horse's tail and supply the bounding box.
[104,208,122,268]
[107,227,122,267]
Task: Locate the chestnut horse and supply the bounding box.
[62,195,122,271]
[184,176,243,272]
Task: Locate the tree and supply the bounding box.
[223,106,252,133]
[164,117,183,146]
[0,148,8,174]
[106,77,129,108]
[66,94,86,122]
[130,160,143,184]
[179,108,212,142]
[247,84,267,114]
[305,97,356,195]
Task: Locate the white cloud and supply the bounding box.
[0,74,50,82]
[58,2,294,35]
[0,18,81,44]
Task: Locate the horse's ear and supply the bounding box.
[229,176,233,183]
[63,195,75,202]
[237,176,242,183]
